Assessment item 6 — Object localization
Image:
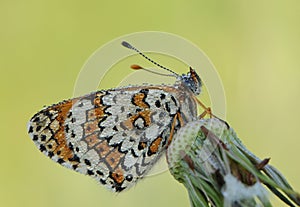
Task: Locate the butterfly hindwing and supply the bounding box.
[28,86,180,191]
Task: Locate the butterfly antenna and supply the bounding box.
[130,64,176,77]
[121,41,179,77]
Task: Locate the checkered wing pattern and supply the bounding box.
[28,87,181,192]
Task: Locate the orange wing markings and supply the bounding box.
[105,148,125,170]
[138,142,147,150]
[93,91,106,106]
[84,119,101,136]
[121,110,152,130]
[132,93,150,109]
[84,133,101,148]
[167,112,185,146]
[53,128,74,160]
[88,91,108,121]
[111,167,125,184]
[50,99,79,161]
[149,137,163,155]
[95,140,113,158]
[87,106,106,121]
[136,110,151,126]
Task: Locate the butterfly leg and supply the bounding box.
[194,97,212,118]
[199,107,212,119]
[167,112,185,146]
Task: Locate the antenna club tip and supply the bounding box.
[121,41,132,49]
[130,64,143,70]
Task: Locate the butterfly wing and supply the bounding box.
[27,87,180,192]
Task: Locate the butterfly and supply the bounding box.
[27,41,211,192]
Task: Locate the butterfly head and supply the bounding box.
[179,67,202,95]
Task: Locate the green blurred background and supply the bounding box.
[1,1,300,207]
